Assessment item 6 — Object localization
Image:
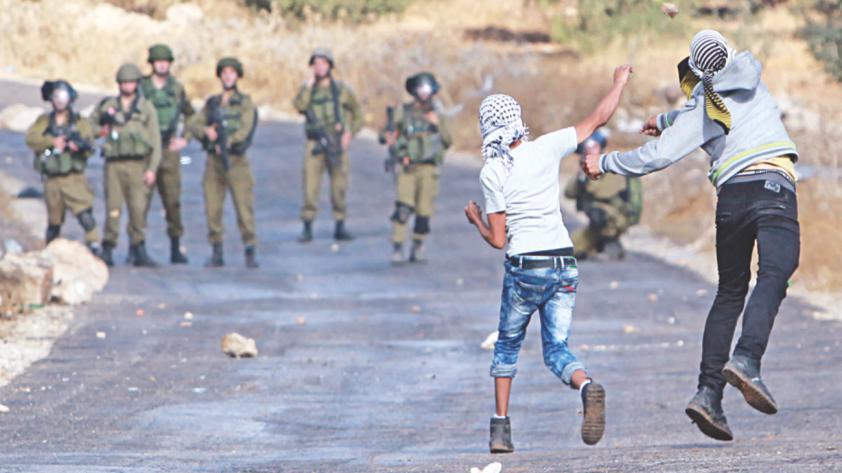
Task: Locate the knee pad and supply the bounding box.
[45,225,61,243]
[77,208,96,232]
[414,215,431,235]
[390,202,414,224]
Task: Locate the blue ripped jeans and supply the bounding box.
[490,259,585,385]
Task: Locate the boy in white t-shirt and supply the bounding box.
[465,65,632,453]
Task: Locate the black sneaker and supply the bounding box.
[581,381,606,445]
[723,354,778,415]
[132,241,159,268]
[685,386,733,441]
[489,416,514,454]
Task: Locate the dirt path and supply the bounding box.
[0,79,840,472]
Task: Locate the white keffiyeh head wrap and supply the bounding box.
[479,94,528,167]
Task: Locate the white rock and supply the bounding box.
[43,239,108,305]
[0,403,9,413]
[471,463,502,473]
[166,3,204,25]
[0,251,53,316]
[480,331,498,351]
[0,104,45,133]
[221,332,258,358]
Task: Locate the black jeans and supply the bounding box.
[699,179,800,395]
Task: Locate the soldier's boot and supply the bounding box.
[391,243,404,264]
[334,220,354,241]
[170,237,188,264]
[86,242,102,258]
[245,245,259,269]
[409,239,426,263]
[298,221,313,243]
[100,242,115,267]
[603,238,625,261]
[206,243,224,267]
[45,225,61,245]
[132,241,159,268]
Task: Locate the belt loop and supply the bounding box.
[518,256,523,268]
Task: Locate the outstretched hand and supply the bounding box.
[613,65,634,86]
[581,153,603,180]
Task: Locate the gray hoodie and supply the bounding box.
[599,51,798,188]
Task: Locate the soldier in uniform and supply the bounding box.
[140,43,194,264]
[25,80,99,252]
[188,57,259,268]
[379,72,452,263]
[90,63,162,267]
[293,48,363,243]
[564,130,642,260]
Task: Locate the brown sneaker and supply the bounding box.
[581,381,606,445]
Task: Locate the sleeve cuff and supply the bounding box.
[598,154,607,174]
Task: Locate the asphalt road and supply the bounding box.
[0,80,840,472]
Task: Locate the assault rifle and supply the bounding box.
[304,109,343,171]
[207,97,230,172]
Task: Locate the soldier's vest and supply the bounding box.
[98,95,156,160]
[582,175,643,225]
[36,112,90,177]
[202,92,256,155]
[396,102,445,165]
[140,76,181,142]
[305,80,344,133]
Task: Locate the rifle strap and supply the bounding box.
[331,78,342,127]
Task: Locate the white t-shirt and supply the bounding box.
[480,127,578,256]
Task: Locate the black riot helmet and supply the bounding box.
[40,80,78,104]
[405,72,440,99]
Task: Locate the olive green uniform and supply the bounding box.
[564,172,637,258]
[293,80,363,222]
[90,95,162,245]
[188,89,258,246]
[139,75,194,238]
[25,112,99,243]
[380,101,452,243]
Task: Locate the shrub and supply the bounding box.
[796,0,842,81]
[260,0,415,21]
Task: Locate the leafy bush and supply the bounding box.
[252,0,415,21]
[796,0,842,81]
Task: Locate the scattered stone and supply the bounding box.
[609,281,619,290]
[296,316,306,325]
[667,316,677,325]
[157,303,166,309]
[661,2,680,18]
[95,331,106,339]
[180,321,192,328]
[330,243,340,253]
[456,278,464,286]
[647,293,659,303]
[3,238,23,254]
[184,312,194,320]
[481,331,498,351]
[622,324,638,335]
[410,305,422,314]
[221,332,258,358]
[0,404,9,413]
[471,462,502,473]
[136,309,145,317]
[296,273,304,282]
[695,289,709,297]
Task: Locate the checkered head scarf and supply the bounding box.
[479,94,528,167]
[688,30,735,133]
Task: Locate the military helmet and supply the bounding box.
[216,57,244,78]
[309,48,335,67]
[405,72,440,97]
[148,44,175,63]
[576,129,608,155]
[116,63,143,82]
[40,80,78,103]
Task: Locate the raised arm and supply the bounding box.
[574,65,633,143]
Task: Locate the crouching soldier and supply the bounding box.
[564,130,642,260]
[379,72,452,263]
[25,80,99,252]
[188,57,259,268]
[90,63,162,267]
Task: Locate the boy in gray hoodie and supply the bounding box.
[583,30,800,441]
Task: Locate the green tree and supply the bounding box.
[796,0,842,81]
